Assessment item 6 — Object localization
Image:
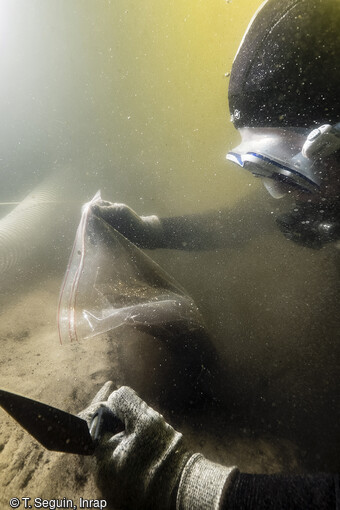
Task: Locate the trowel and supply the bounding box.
[0,389,123,455]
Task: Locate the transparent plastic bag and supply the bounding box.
[57,191,204,344]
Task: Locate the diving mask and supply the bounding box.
[227,124,340,198]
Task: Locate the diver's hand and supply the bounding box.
[84,384,237,510]
[77,380,115,425]
[92,200,163,249]
[94,386,190,509]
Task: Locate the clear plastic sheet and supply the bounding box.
[57,192,204,344]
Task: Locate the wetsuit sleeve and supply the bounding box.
[156,198,276,251]
[221,472,340,510]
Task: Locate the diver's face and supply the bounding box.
[228,127,320,198]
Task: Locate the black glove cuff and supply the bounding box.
[223,472,339,510]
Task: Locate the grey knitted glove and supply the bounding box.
[83,384,237,510]
[78,380,116,425]
[176,453,238,510]
[92,200,162,249]
[94,385,191,509]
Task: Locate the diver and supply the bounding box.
[80,381,339,510]
[94,0,340,251]
[82,0,340,508]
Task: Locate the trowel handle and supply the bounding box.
[90,406,125,444]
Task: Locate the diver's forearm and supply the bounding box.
[158,212,226,250]
[157,206,275,251]
[221,472,339,510]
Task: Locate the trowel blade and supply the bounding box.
[0,389,95,455]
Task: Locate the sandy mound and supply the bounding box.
[0,277,300,509]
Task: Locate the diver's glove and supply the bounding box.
[84,384,237,510]
[78,380,116,425]
[92,200,163,249]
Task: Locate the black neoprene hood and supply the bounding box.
[228,0,340,129]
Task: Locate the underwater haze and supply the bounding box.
[0,0,339,506]
[0,0,260,286]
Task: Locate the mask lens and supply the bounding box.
[242,154,316,194]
